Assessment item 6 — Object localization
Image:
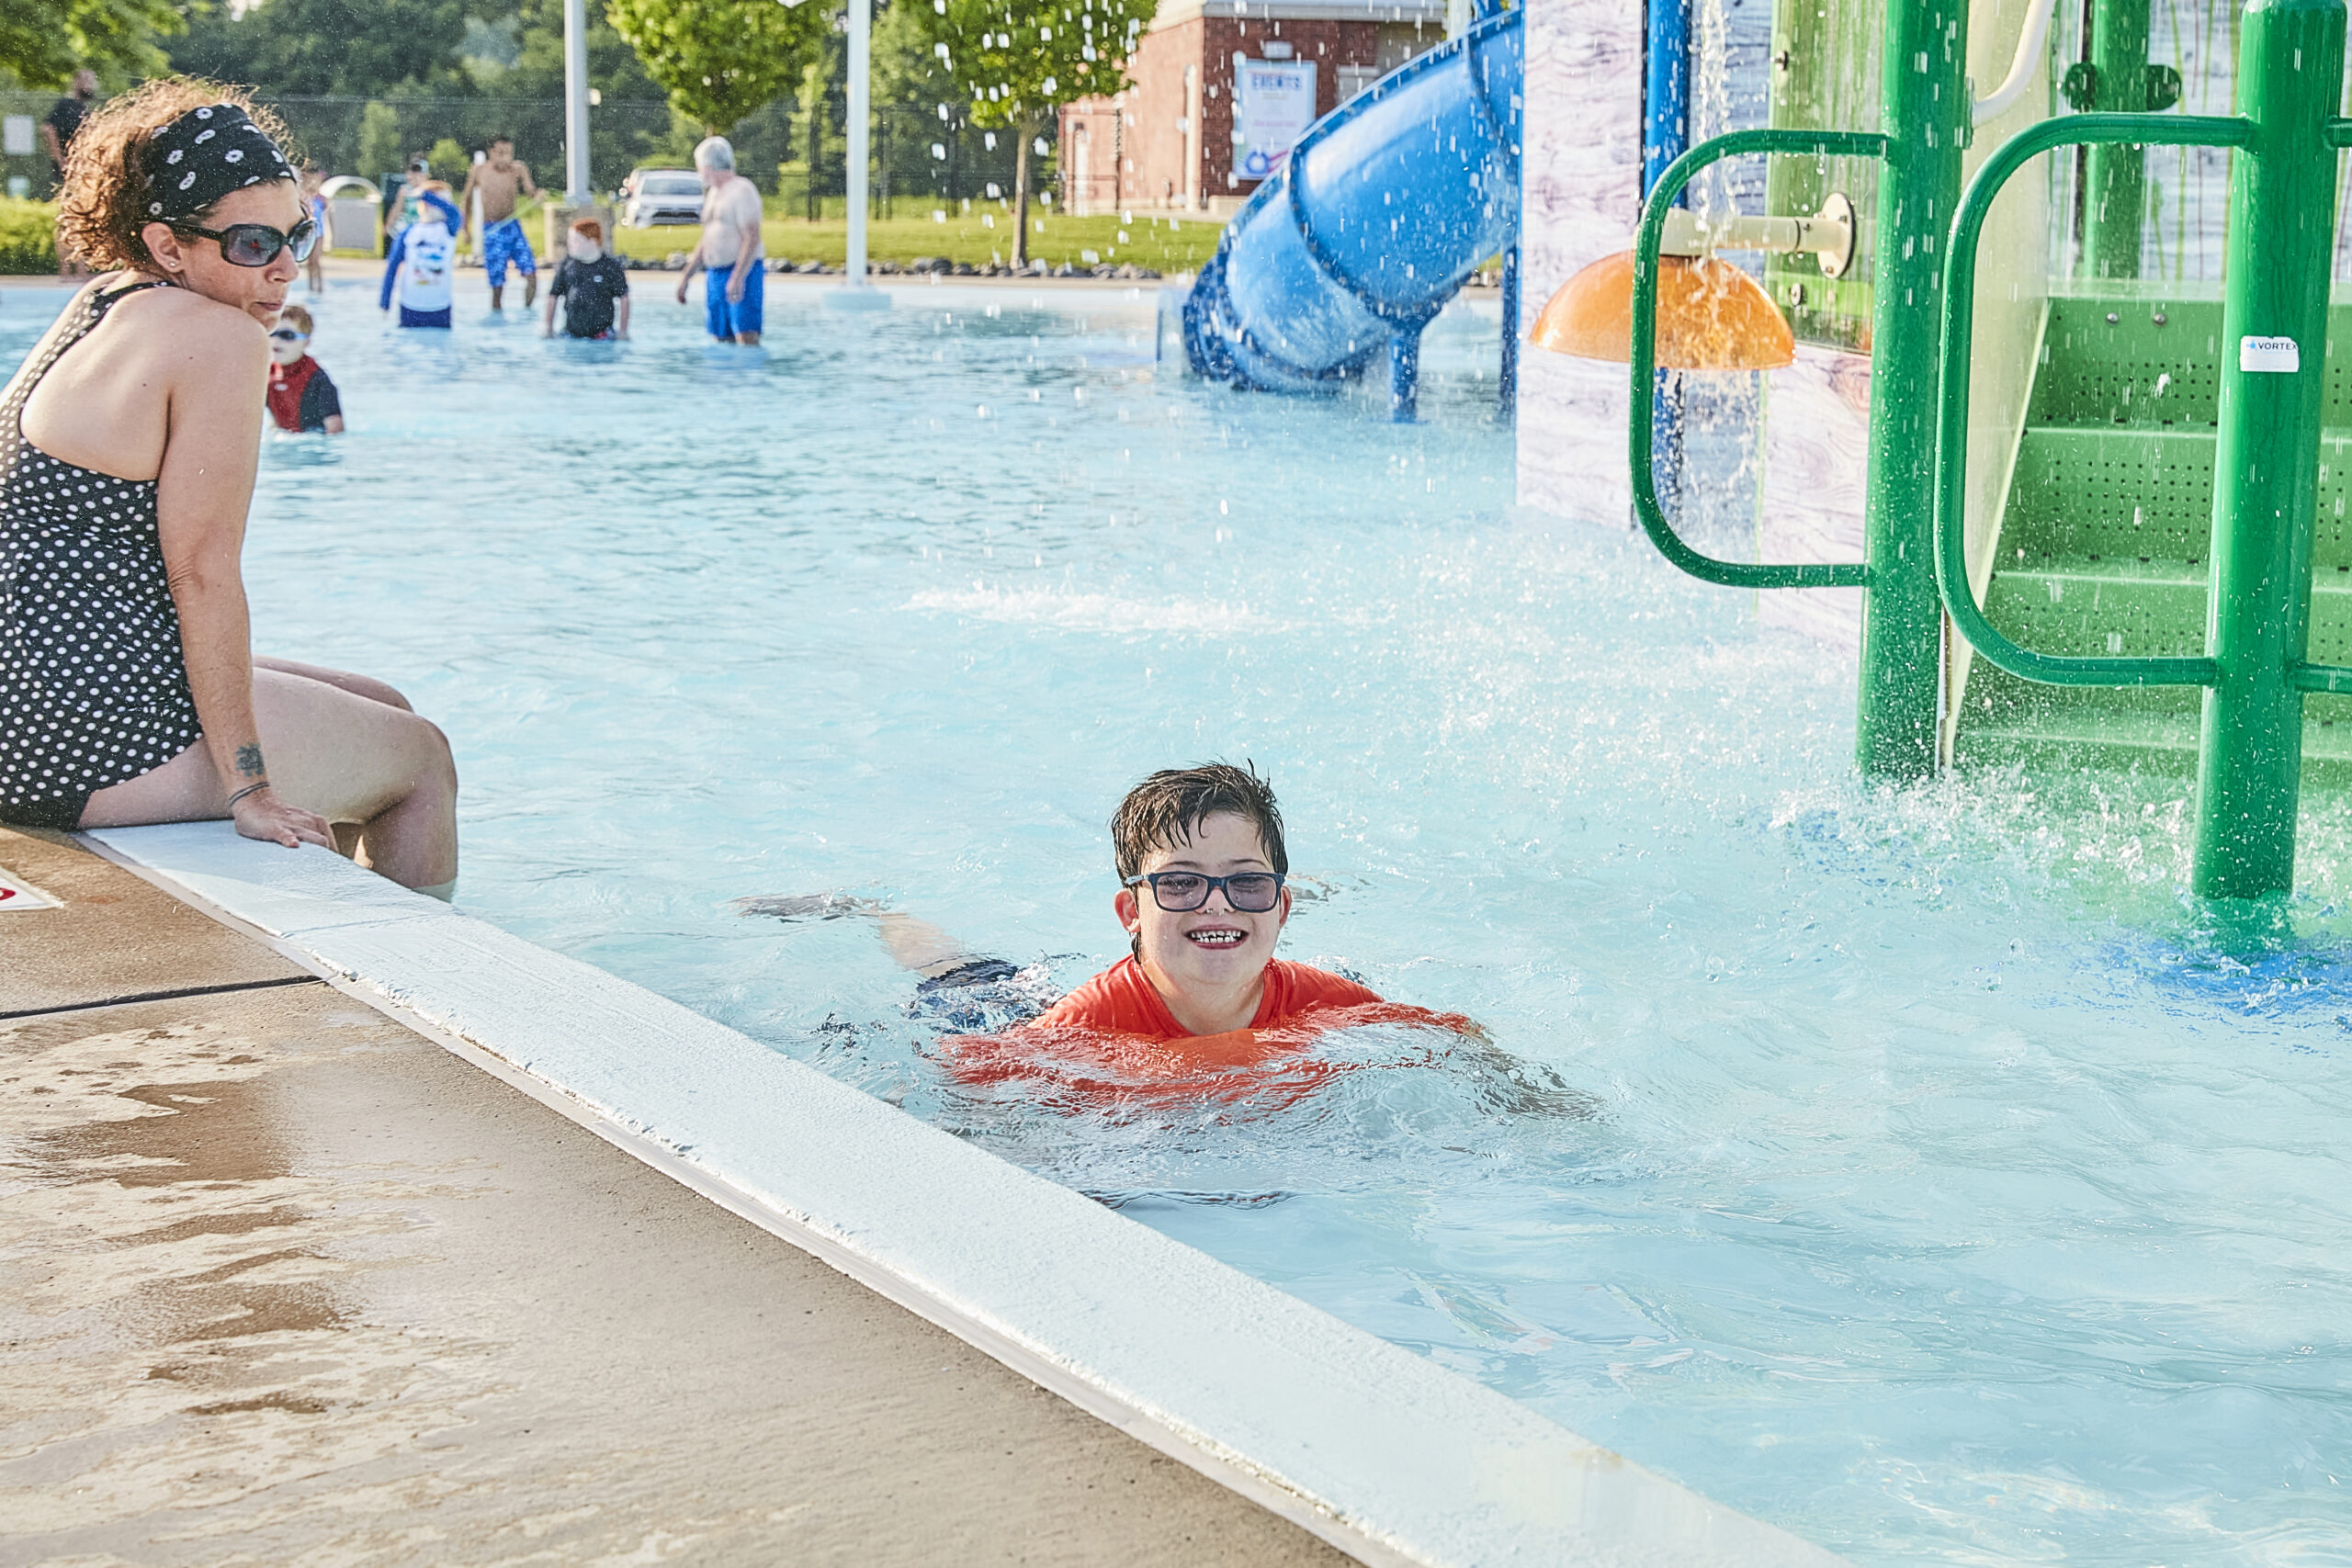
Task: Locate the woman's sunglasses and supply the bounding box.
[1127,871,1286,913]
[171,216,320,268]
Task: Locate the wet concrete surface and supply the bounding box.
[0,838,1356,1566]
[1,825,311,1018]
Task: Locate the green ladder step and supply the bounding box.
[2002,426,2352,570]
[1953,288,2352,773]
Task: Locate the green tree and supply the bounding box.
[0,0,184,88]
[498,0,663,103]
[871,0,948,102]
[169,0,472,97]
[937,0,1149,265]
[425,133,467,184]
[604,0,829,132]
[356,98,401,177]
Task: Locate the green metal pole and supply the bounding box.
[1855,0,1967,780]
[2082,0,2154,278]
[2191,0,2344,899]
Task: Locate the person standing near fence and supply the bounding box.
[43,70,97,278]
[673,137,763,346]
[458,135,538,311]
[300,165,325,295]
[40,70,96,194]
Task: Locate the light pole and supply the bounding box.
[831,0,889,308]
[562,0,590,199]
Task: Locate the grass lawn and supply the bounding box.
[318,193,1226,275]
[608,208,1224,274]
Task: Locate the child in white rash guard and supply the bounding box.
[380,186,461,327]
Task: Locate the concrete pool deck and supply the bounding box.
[4,823,1850,1568]
[0,825,1352,1564]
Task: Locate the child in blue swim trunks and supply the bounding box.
[459,135,539,310]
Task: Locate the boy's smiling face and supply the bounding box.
[1115,810,1293,998]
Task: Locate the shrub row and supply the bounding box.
[0,200,56,275]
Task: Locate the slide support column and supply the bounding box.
[1642,0,1690,519]
[1390,321,1424,422]
[1499,242,1520,419]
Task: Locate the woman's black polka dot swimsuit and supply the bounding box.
[0,281,200,829]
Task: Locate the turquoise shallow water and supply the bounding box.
[14,273,2352,1564]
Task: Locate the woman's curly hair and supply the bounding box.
[57,78,297,274]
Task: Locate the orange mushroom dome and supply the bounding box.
[1528,251,1795,371]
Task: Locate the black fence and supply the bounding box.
[0,91,74,197]
[0,87,1058,215]
[256,93,1057,212]
[259,95,678,198]
[776,97,1059,217]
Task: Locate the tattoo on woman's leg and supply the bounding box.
[234,742,266,779]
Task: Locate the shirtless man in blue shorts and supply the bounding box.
[459,135,538,311]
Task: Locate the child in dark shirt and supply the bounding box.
[542,217,631,340]
[265,304,344,434]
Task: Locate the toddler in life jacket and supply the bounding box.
[265,304,343,434]
[380,185,461,328]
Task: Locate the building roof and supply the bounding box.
[1147,0,1448,29]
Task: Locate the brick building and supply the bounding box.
[1060,0,1448,216]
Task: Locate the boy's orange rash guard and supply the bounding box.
[938,957,1481,1102]
[1028,954,1386,1043]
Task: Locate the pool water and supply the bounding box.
[16,273,2352,1564]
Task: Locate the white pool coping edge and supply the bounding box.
[85,822,1848,1568]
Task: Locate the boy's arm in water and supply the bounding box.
[731,895,983,978]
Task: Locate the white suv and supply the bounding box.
[620,168,706,227]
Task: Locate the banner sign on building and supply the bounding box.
[1235,60,1317,180]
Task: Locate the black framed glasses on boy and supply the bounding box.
[1128,871,1286,913]
[172,216,318,268]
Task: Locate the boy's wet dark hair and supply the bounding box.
[1111,762,1288,883]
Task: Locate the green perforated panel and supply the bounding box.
[2030,297,2223,428]
[2004,429,2216,563]
[1983,566,2207,658]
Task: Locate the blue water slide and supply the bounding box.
[1182,5,1522,415]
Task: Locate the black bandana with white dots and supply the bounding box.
[140,103,290,222]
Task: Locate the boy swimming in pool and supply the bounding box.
[743,763,1471,1071]
[1030,761,1387,1043]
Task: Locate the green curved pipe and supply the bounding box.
[1628,127,1883,592]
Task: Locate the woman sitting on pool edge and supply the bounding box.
[747,763,1476,1083]
[0,82,458,895]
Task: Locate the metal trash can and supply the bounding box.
[320,175,382,256]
